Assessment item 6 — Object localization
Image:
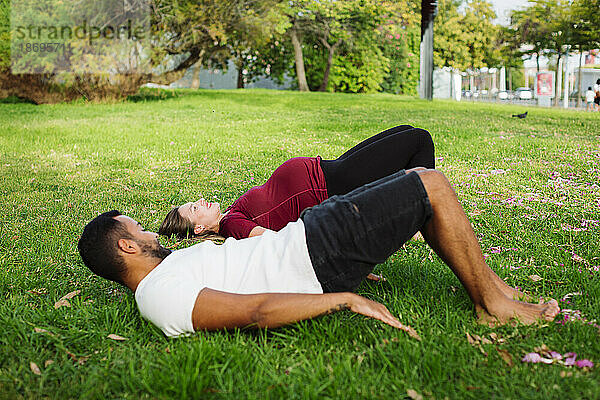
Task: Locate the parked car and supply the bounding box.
[497,91,509,100]
[515,87,533,100]
[463,90,472,98]
[569,89,585,100]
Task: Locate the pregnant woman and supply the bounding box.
[159,125,435,240]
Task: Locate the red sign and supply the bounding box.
[536,72,555,97]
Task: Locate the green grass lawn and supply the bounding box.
[0,89,599,399]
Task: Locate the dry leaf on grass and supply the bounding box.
[466,332,476,345]
[53,299,71,309]
[497,348,514,367]
[30,362,41,375]
[480,336,492,345]
[34,327,56,337]
[529,274,543,282]
[26,288,47,295]
[466,332,491,344]
[65,349,90,366]
[107,334,128,341]
[44,360,54,367]
[59,290,81,300]
[406,389,423,400]
[54,290,81,308]
[466,332,499,356]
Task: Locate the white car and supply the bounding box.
[497,91,509,100]
[515,87,533,100]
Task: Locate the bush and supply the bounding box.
[329,45,389,93]
[379,27,420,95]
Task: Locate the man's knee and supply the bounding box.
[406,166,427,173]
[415,169,453,200]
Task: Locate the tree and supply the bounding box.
[2,0,156,103]
[224,2,289,88]
[433,0,499,71]
[571,0,600,106]
[307,0,384,91]
[0,0,9,73]
[285,0,312,91]
[152,0,286,85]
[510,1,552,74]
[496,26,526,92]
[377,0,421,94]
[543,0,575,105]
[1,0,289,102]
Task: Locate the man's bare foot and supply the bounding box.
[476,297,560,326]
[476,307,505,327]
[498,283,532,302]
[486,271,533,302]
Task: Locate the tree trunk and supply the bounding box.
[237,67,244,89]
[319,38,341,92]
[508,67,512,92]
[290,26,309,92]
[191,62,201,89]
[576,48,583,108]
[554,53,562,106]
[536,52,540,74]
[237,56,245,89]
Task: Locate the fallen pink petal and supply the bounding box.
[564,353,577,366]
[549,351,562,360]
[575,359,594,368]
[522,353,542,363]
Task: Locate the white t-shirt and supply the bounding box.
[587,89,596,103]
[134,220,322,337]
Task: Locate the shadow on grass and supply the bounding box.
[127,87,301,108]
[127,88,184,103]
[0,95,37,104]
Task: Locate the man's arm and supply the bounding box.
[192,288,406,331]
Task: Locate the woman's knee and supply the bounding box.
[415,128,434,147]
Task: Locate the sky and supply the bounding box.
[490,0,530,26]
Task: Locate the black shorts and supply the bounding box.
[595,97,600,105]
[301,170,432,293]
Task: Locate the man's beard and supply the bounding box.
[140,240,172,260]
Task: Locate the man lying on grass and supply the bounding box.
[78,168,559,338]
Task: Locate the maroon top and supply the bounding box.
[218,157,328,239]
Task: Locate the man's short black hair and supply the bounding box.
[78,210,131,286]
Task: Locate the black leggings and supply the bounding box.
[320,125,435,196]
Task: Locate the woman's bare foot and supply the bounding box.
[476,297,560,326]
